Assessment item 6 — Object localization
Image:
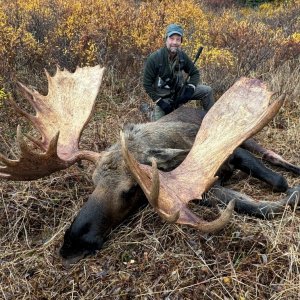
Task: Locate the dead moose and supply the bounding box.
[1,65,299,265]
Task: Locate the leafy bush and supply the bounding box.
[0,0,299,98]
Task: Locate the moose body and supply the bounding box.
[59,107,294,263]
[1,66,299,265]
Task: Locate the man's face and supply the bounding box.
[166,34,182,53]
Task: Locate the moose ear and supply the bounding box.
[143,148,190,171]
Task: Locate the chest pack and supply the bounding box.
[155,48,185,78]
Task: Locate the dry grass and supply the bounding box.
[1,66,300,300]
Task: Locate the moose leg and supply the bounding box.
[230,148,288,192]
[242,139,300,175]
[203,185,300,219]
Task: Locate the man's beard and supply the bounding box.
[168,46,179,53]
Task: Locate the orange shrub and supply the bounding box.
[0,0,298,96]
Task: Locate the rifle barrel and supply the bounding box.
[193,46,203,64]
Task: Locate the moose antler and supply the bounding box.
[0,65,105,180]
[121,77,284,232]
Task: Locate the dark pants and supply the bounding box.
[192,84,214,111]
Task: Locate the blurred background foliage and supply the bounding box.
[0,0,299,104]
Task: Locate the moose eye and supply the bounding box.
[121,184,138,201]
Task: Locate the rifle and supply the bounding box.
[173,46,204,108]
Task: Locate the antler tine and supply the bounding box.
[17,125,41,156]
[17,81,46,114]
[148,158,180,223]
[8,95,35,123]
[192,199,236,232]
[45,130,60,155]
[149,157,159,202]
[0,153,14,168]
[23,133,45,150]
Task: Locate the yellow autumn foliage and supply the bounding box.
[0,0,299,95]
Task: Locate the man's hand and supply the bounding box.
[178,84,195,104]
[156,98,174,114]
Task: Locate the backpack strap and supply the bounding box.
[155,48,164,77]
[178,50,185,71]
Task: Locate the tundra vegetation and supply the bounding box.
[0,0,299,299]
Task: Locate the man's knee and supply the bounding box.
[205,85,213,96]
[193,84,214,111]
[196,84,212,96]
[192,84,211,99]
